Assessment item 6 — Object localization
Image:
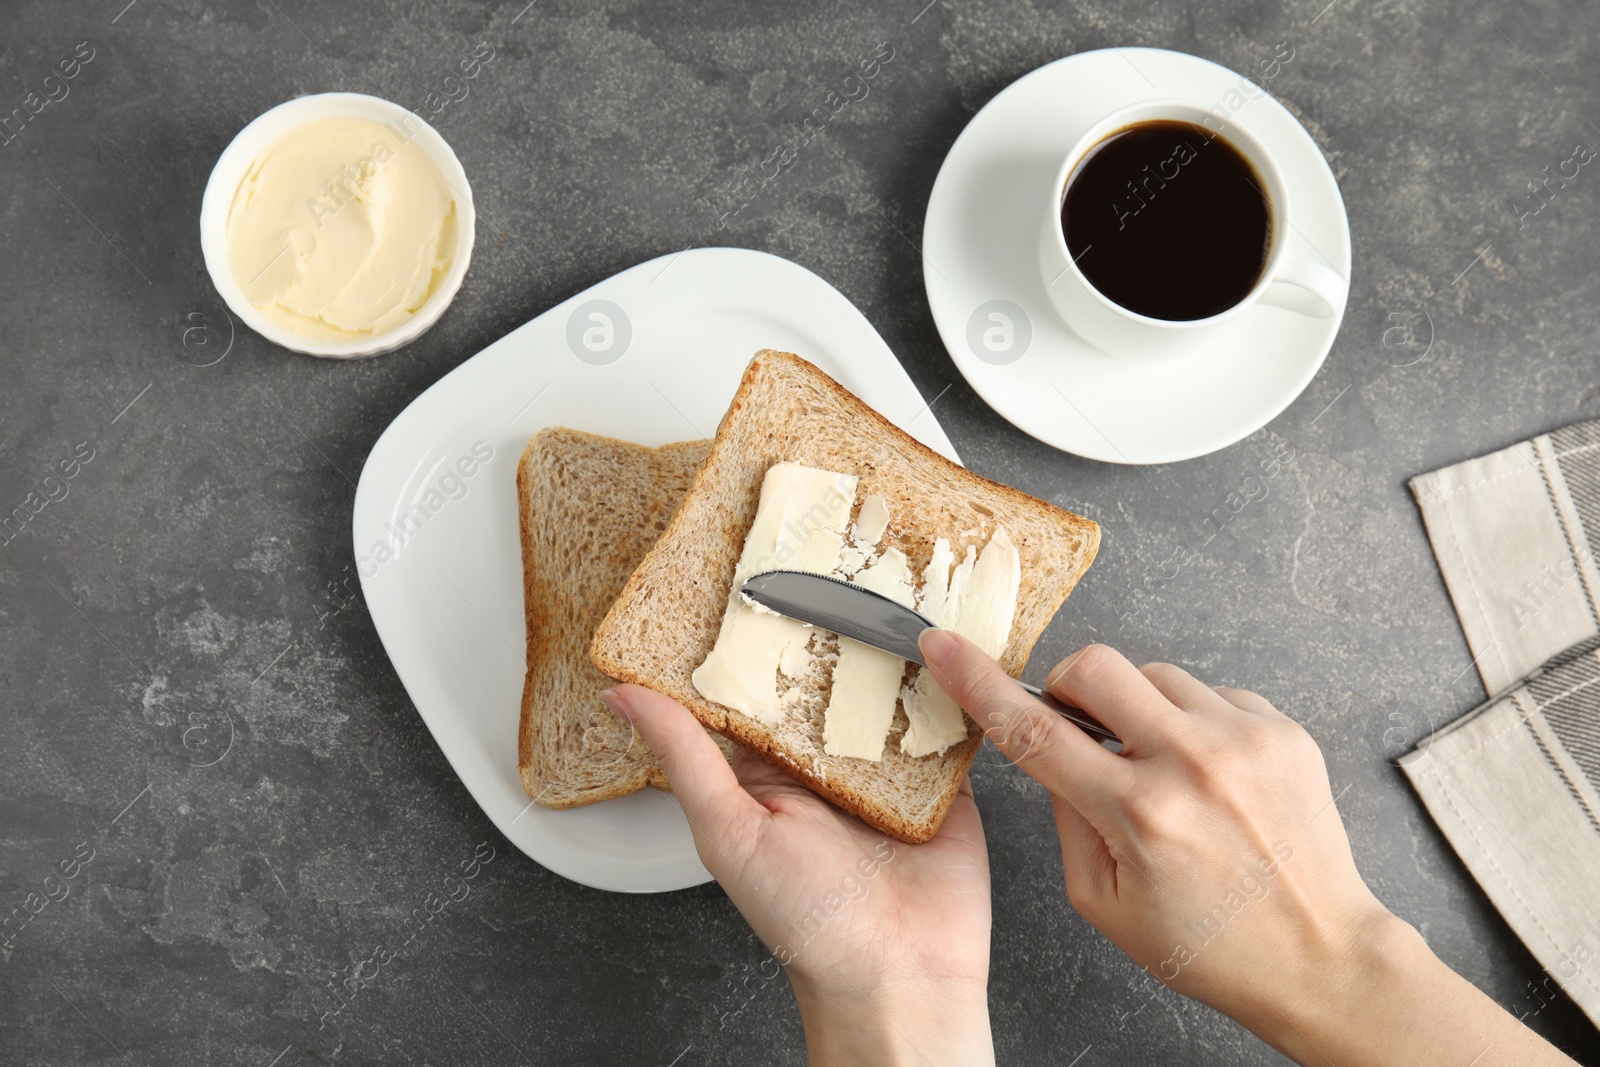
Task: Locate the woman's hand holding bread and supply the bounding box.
[601,683,997,1067]
[918,630,1577,1067]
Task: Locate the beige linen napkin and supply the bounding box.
[1402,419,1600,1026]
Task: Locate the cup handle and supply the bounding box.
[1258,258,1346,318]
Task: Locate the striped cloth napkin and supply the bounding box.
[1402,418,1600,1026]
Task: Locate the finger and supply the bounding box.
[1052,793,1117,910]
[1139,661,1233,715]
[1212,685,1281,717]
[918,629,1132,823]
[1045,643,1186,744]
[602,685,766,849]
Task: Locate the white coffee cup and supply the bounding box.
[1038,99,1345,357]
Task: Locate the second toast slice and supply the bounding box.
[518,427,712,808]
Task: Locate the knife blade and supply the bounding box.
[740,570,1120,745]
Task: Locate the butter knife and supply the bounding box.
[740,569,1120,745]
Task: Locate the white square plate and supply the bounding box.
[353,248,960,893]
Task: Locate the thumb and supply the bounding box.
[917,629,1129,820]
[601,684,765,852]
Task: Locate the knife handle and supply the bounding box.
[1016,681,1121,746]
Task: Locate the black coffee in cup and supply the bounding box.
[1062,120,1271,321]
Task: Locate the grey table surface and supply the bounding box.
[3,0,1599,1064]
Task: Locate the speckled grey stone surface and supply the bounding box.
[2,0,1599,1063]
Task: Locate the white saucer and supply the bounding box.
[353,248,959,894]
[922,48,1350,465]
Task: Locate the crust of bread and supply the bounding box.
[590,351,1099,843]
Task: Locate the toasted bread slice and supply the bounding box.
[517,427,713,808]
[590,351,1099,842]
